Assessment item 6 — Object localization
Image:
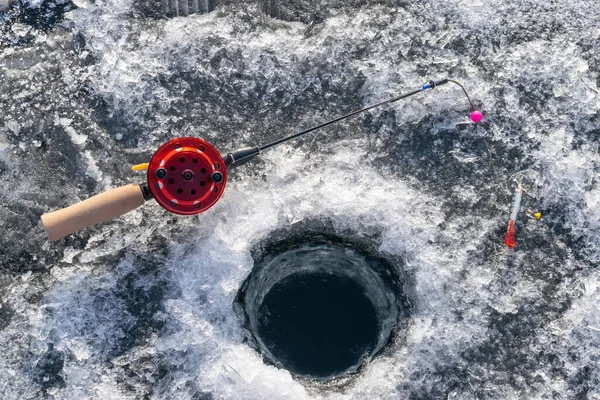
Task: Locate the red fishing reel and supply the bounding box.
[147,137,227,215]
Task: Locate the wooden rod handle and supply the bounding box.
[41,184,147,241]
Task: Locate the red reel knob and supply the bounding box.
[147,137,227,215]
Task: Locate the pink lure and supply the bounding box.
[470,110,483,123]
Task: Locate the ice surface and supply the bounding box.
[1,0,599,398]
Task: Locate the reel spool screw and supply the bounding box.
[156,168,167,179]
[211,171,223,183]
[182,170,194,181]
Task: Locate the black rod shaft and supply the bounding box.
[258,87,423,152]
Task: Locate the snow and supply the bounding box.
[0,0,599,398]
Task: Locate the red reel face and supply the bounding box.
[147,137,227,215]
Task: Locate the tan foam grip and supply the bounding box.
[41,184,146,241]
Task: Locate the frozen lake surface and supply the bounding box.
[1,0,599,398]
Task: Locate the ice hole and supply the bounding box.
[236,235,407,380]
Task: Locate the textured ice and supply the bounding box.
[1,0,600,398]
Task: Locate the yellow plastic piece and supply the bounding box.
[526,209,543,220]
[131,163,149,171]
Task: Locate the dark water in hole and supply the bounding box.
[238,238,404,381]
[256,271,380,378]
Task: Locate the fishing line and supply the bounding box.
[447,79,476,111]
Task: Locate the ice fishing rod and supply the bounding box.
[41,78,481,241]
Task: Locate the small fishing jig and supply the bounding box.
[526,209,542,220]
[41,79,482,240]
